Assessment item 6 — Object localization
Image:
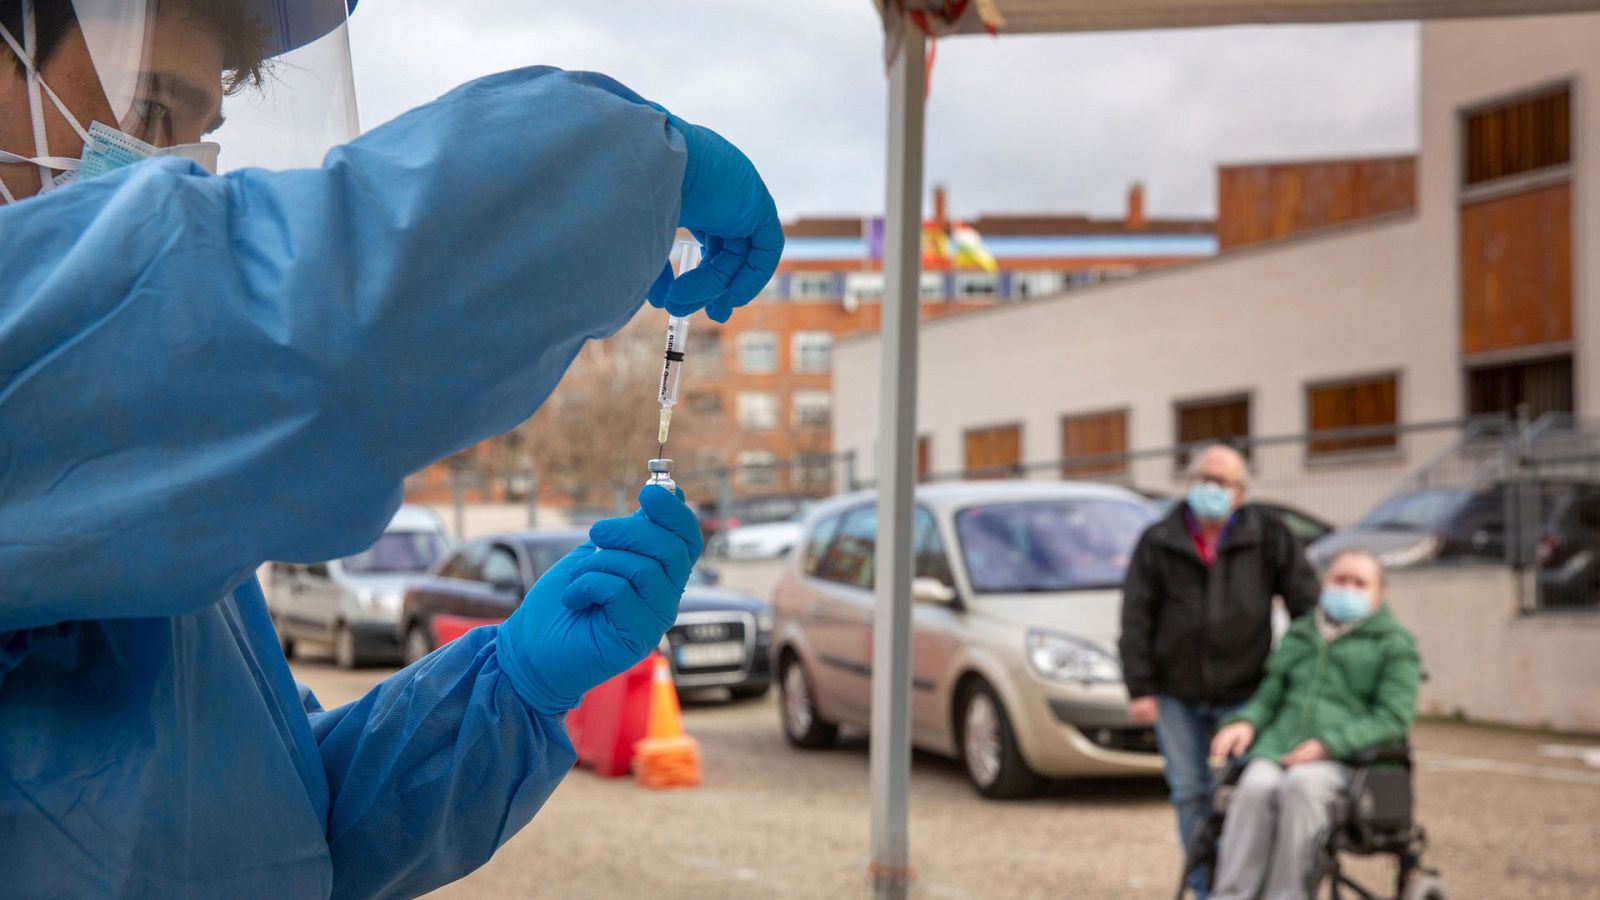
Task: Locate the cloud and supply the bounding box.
[339,0,1417,220]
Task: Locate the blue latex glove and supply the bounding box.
[497,485,704,716]
[648,114,784,323]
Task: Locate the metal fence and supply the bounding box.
[416,413,1599,612]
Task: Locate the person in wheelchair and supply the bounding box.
[1206,548,1422,900]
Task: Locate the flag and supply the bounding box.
[950,222,998,273]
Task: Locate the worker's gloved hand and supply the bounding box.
[497,485,704,717]
[648,114,784,324]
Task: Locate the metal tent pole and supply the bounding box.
[869,24,925,900]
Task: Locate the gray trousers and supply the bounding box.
[1211,759,1352,900]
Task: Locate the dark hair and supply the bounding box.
[2,0,270,95]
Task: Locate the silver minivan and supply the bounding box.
[267,504,452,668]
[771,481,1164,798]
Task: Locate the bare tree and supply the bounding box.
[502,311,668,509]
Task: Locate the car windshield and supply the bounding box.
[1358,489,1471,532]
[523,536,587,580]
[956,499,1156,593]
[342,531,450,574]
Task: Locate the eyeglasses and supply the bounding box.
[1192,474,1238,490]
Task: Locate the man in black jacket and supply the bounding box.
[1119,444,1319,898]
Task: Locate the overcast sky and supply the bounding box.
[344,0,1419,222]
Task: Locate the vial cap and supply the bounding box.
[647,458,674,474]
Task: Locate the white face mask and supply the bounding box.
[0,0,219,205]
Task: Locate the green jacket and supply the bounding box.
[1224,605,1422,762]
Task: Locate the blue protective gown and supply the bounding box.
[0,67,684,898]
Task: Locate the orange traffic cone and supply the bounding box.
[633,652,702,789]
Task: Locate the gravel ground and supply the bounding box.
[294,654,1600,900]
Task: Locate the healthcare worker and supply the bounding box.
[0,0,782,897]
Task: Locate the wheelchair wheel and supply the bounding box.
[1401,874,1448,900]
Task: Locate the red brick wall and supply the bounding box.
[1217,156,1416,251]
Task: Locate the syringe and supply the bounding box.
[656,239,702,458]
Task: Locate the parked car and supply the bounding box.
[721,513,808,561]
[772,481,1164,798]
[707,494,815,557]
[1307,479,1596,570]
[267,504,452,668]
[1535,484,1600,608]
[399,530,772,697]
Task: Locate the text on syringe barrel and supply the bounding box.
[657,315,690,407]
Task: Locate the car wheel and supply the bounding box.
[780,654,838,749]
[334,624,360,670]
[272,615,295,659]
[731,682,771,701]
[958,679,1042,799]
[404,624,434,665]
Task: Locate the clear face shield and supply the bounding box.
[0,0,358,202]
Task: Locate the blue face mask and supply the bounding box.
[1186,482,1234,521]
[1319,587,1373,623]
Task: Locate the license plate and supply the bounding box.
[677,641,744,668]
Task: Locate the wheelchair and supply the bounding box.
[1174,744,1448,900]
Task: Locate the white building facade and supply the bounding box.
[834,13,1600,526]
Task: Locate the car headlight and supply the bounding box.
[756,611,775,633]
[1026,631,1122,684]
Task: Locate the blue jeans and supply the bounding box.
[1156,695,1245,897]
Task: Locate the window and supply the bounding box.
[792,331,833,373]
[439,540,490,582]
[795,453,833,491]
[916,435,932,482]
[957,499,1156,593]
[481,543,521,590]
[920,273,946,300]
[736,331,777,373]
[845,273,884,304]
[954,272,1001,298]
[1307,375,1399,457]
[803,512,844,577]
[736,391,779,430]
[1175,395,1250,468]
[792,391,832,429]
[790,272,836,301]
[1011,271,1065,299]
[736,451,777,488]
[963,423,1023,479]
[819,504,876,589]
[1467,357,1574,419]
[1061,409,1129,478]
[689,329,721,361]
[913,508,954,588]
[341,531,450,574]
[1463,86,1570,187]
[686,389,722,415]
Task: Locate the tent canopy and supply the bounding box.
[878,0,1600,38]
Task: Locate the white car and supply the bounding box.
[771,481,1163,797]
[267,504,453,668]
[722,516,805,561]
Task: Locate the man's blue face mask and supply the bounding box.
[1186,482,1234,521]
[1319,586,1373,623]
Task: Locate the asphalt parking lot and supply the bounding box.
[295,654,1600,900]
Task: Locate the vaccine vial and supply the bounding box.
[645,458,676,491]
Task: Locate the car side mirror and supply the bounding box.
[912,577,958,606]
